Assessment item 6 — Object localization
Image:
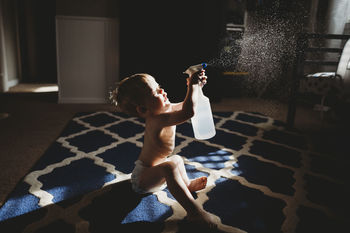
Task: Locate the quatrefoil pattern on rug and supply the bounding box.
[0,111,347,233]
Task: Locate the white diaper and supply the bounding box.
[131,160,167,194]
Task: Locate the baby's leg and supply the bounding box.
[168,155,207,192]
[167,155,190,186]
[138,161,197,211]
[138,161,216,228]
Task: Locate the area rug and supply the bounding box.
[0,111,347,233]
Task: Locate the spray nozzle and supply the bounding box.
[183,63,207,76]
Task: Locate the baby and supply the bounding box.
[110,70,217,228]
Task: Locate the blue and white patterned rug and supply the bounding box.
[0,111,347,233]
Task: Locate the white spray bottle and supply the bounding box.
[184,63,216,140]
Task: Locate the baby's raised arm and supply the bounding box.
[170,102,184,111]
[154,70,206,127]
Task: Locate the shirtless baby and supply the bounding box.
[110,70,217,228]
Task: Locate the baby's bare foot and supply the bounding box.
[188,176,207,192]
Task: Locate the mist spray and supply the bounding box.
[184,63,216,140]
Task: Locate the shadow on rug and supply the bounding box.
[0,111,348,233]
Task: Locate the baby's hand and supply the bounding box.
[187,69,207,87]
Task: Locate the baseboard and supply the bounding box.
[7,79,19,88]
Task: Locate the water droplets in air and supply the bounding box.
[209,2,306,100]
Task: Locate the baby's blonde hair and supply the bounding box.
[110,73,154,117]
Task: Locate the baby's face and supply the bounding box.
[144,77,171,114]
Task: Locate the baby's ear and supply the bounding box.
[136,106,147,117]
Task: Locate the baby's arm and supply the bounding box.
[170,71,207,112]
[155,71,206,127]
[171,102,183,111]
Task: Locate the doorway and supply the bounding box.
[18,0,57,84]
[0,0,57,93]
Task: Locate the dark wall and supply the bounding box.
[119,0,225,101]
[19,0,119,84]
[17,0,224,95]
[56,0,119,18]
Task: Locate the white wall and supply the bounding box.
[324,0,350,50]
[326,0,350,35]
[321,0,350,72]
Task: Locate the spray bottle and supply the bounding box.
[184,63,216,140]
